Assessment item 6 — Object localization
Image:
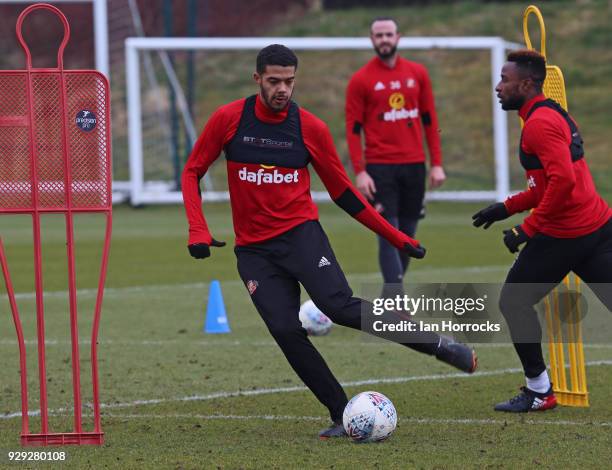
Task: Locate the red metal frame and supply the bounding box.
[0,3,112,446]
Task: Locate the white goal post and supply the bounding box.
[126,36,520,206]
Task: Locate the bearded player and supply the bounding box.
[346,17,445,295]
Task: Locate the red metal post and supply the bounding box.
[0,238,29,436]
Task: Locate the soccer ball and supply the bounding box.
[343,391,397,443]
[298,300,332,336]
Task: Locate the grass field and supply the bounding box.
[0,1,611,468]
[1,203,611,469]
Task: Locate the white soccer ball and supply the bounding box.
[298,300,332,336]
[343,391,397,443]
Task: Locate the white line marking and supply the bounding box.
[3,360,611,420]
[3,282,211,301]
[402,417,612,427]
[0,339,278,347]
[108,413,326,422]
[22,413,612,428]
[1,338,611,350]
[105,414,612,427]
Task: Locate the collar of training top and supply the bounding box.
[255,94,290,124]
[518,93,546,121]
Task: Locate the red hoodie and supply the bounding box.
[504,94,611,238]
[182,95,421,249]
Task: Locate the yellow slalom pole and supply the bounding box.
[552,288,568,392]
[523,5,547,57]
[564,278,579,392]
[543,297,559,387]
[574,279,588,396]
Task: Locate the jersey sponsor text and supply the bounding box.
[383,107,419,122]
[238,166,300,185]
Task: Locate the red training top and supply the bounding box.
[345,56,442,174]
[182,95,422,248]
[504,94,611,238]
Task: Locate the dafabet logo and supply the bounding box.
[238,166,299,185]
[383,93,418,122]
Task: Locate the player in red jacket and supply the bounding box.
[183,45,477,438]
[346,17,445,295]
[473,50,612,412]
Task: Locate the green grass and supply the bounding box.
[1,203,611,468]
[1,2,611,467]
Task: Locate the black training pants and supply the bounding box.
[235,220,439,422]
[499,218,612,378]
[367,163,425,287]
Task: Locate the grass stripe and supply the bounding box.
[0,265,509,300]
[3,360,610,420]
[2,338,611,349]
[13,412,608,428]
[95,414,612,428]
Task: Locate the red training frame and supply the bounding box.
[0,3,112,446]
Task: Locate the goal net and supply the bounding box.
[125,36,521,205]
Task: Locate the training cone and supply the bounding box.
[204,280,231,334]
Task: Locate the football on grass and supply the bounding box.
[343,391,397,443]
[298,300,332,336]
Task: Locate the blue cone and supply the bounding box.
[204,280,230,334]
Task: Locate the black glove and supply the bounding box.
[403,242,426,259]
[472,203,509,229]
[187,238,226,259]
[502,225,529,253]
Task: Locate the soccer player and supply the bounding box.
[473,50,612,412]
[182,45,477,438]
[345,17,445,294]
